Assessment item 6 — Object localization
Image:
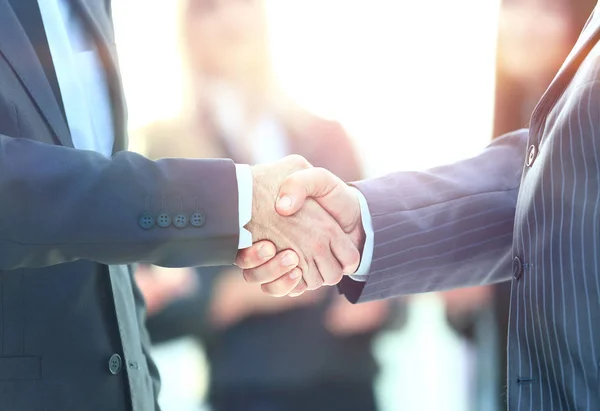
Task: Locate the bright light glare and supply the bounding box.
[114,0,499,177]
[265,0,501,176]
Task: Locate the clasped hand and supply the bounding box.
[236,155,364,297]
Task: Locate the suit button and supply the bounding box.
[513,256,523,281]
[157,213,171,228]
[139,213,155,230]
[526,144,537,167]
[190,212,206,227]
[174,214,188,228]
[108,354,122,375]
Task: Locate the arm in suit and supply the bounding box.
[0,134,239,270]
[339,129,528,302]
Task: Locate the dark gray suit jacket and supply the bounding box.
[340,5,600,411]
[0,1,240,410]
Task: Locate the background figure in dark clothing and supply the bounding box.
[491,0,595,407]
[134,0,402,410]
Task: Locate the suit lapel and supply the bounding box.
[0,0,72,146]
[69,0,128,154]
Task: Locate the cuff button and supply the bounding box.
[190,211,205,227]
[174,214,188,228]
[157,213,171,228]
[139,213,155,230]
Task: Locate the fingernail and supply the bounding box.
[289,269,301,279]
[277,196,293,209]
[281,253,298,267]
[258,244,275,259]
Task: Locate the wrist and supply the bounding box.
[246,165,270,241]
[347,186,372,276]
[348,187,365,250]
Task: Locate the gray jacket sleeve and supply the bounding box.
[0,134,240,270]
[339,129,528,303]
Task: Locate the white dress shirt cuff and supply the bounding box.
[235,164,253,249]
[349,187,374,282]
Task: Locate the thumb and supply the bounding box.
[276,168,357,230]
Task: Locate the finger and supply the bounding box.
[276,169,357,230]
[330,234,361,275]
[300,250,326,290]
[242,250,299,284]
[261,268,303,297]
[289,279,308,297]
[312,248,344,288]
[276,168,339,215]
[235,241,276,269]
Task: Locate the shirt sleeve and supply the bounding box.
[348,187,374,281]
[235,164,253,248]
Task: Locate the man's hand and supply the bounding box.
[236,157,361,296]
[276,167,363,241]
[238,166,364,297]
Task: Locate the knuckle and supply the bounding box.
[262,282,287,298]
[295,283,307,294]
[286,154,310,170]
[307,276,324,290]
[238,250,257,269]
[242,269,257,283]
[234,253,247,269]
[289,281,306,297]
[343,249,361,273]
[314,167,328,178]
[313,241,329,256]
[326,223,339,237]
[314,167,335,186]
[323,270,343,286]
[283,174,300,189]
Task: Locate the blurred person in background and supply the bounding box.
[134,0,402,410]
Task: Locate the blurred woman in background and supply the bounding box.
[134,0,402,410]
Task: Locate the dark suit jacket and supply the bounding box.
[0,1,241,410]
[340,5,600,410]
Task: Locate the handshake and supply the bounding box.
[236,155,366,297]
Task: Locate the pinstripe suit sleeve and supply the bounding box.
[339,129,528,303]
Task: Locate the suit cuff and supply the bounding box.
[235,164,252,248]
[349,187,374,281]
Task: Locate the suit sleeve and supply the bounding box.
[0,134,240,270]
[339,129,528,303]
